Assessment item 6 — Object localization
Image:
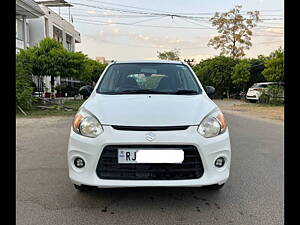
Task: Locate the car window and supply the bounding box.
[269,83,284,87]
[251,84,269,88]
[260,84,268,88]
[97,63,201,94]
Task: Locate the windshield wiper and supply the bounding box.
[171,90,199,95]
[104,89,171,94]
[100,89,200,95]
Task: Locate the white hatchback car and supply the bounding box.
[68,60,231,191]
[246,82,280,102]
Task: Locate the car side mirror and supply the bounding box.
[205,86,215,98]
[79,85,93,99]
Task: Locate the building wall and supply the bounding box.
[41,5,80,47]
[16,17,30,52]
[16,0,45,53]
[28,17,45,47]
[96,56,114,64]
[28,5,81,51]
[96,57,106,64]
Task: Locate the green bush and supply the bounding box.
[268,85,284,105]
[258,90,269,104]
[258,85,284,105]
[16,76,36,110]
[262,47,284,82]
[54,84,62,92]
[61,85,79,97]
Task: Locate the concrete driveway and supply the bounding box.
[16,113,283,225]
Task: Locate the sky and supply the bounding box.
[45,0,284,62]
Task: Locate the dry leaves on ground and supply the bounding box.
[223,104,284,121]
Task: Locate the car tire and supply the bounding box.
[205,183,225,190]
[74,184,92,191]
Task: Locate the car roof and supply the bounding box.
[112,60,185,64]
[254,82,278,85]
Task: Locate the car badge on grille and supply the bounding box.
[145,132,156,141]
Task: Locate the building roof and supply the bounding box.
[16,0,45,18]
[35,0,73,7]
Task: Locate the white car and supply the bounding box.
[246,82,280,102]
[68,60,231,191]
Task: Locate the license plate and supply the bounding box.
[118,149,184,164]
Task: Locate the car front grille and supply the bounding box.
[96,145,204,180]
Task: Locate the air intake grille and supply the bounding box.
[111,125,189,131]
[96,145,204,180]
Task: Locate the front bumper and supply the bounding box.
[246,91,261,100]
[67,126,231,188]
[246,95,259,100]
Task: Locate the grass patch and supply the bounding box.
[16,99,85,118]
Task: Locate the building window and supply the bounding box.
[66,33,73,51]
[26,22,29,44]
[53,25,63,44]
[45,18,49,37]
[16,18,24,40]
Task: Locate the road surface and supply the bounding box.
[16,113,283,225]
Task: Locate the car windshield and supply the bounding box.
[251,83,270,88]
[96,63,202,95]
[251,82,284,88]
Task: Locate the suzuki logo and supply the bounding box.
[145,132,156,141]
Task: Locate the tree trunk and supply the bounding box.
[232,36,236,58]
[51,75,55,99]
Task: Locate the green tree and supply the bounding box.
[193,58,215,87]
[247,58,265,86]
[262,47,284,81]
[157,49,180,60]
[16,38,88,96]
[231,59,251,91]
[16,73,36,110]
[208,5,261,58]
[81,59,107,84]
[16,48,35,78]
[63,51,88,80]
[194,56,239,98]
[16,48,38,111]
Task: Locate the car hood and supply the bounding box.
[83,94,218,126]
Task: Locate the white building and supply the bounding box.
[26,1,82,96]
[96,56,114,64]
[16,0,45,53]
[28,3,81,52]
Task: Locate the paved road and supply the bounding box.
[16,114,283,225]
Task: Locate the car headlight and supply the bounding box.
[73,108,103,138]
[198,109,227,138]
